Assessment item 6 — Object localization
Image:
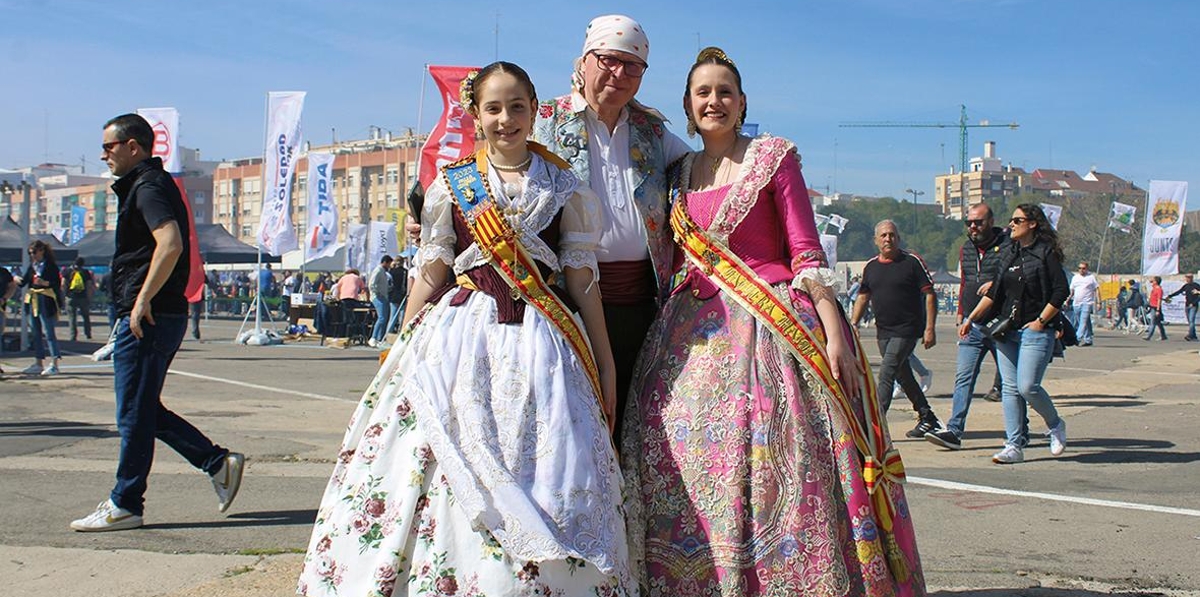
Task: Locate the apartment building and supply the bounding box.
[212,131,423,244]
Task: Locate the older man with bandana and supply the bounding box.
[534,15,690,439]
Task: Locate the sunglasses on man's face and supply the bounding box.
[965,219,988,227]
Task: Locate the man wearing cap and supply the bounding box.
[533,15,690,438]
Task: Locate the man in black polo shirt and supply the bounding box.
[851,219,943,438]
[926,203,1010,450]
[71,114,244,532]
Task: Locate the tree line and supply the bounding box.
[818,194,1200,276]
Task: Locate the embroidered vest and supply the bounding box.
[533,94,673,301]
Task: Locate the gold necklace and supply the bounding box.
[703,139,738,176]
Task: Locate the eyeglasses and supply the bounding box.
[1009,217,1029,225]
[101,139,128,153]
[591,52,647,78]
[965,219,988,227]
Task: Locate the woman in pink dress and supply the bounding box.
[622,47,926,596]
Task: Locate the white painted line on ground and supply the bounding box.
[908,475,1200,517]
[169,369,358,403]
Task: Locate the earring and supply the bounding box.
[734,121,742,135]
[474,121,484,139]
[686,119,696,138]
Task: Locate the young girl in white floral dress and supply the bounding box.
[297,62,629,597]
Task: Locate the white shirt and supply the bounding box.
[581,105,690,262]
[1070,272,1099,305]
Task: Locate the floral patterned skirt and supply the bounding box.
[298,291,631,596]
[622,285,925,597]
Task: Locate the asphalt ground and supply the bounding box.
[1,315,1198,596]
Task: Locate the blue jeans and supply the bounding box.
[1145,308,1167,340]
[1186,305,1197,339]
[371,298,390,342]
[995,326,1061,448]
[946,323,998,437]
[28,303,61,360]
[386,301,404,334]
[1072,303,1094,343]
[111,314,227,515]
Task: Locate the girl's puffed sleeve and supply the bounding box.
[558,187,602,284]
[772,151,841,300]
[413,179,457,270]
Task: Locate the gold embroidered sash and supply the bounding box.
[442,143,606,425]
[670,197,910,580]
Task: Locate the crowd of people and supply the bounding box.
[4,12,1200,597]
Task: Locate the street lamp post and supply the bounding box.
[905,188,925,232]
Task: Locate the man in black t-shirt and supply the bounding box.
[70,114,243,533]
[851,219,943,439]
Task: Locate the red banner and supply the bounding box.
[418,66,479,191]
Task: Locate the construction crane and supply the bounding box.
[839,104,1019,173]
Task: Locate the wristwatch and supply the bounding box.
[1036,315,1049,325]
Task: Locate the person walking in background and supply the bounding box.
[1112,282,1129,330]
[1124,279,1144,334]
[1144,276,1168,341]
[1068,260,1100,346]
[366,254,392,348]
[385,256,408,334]
[70,113,243,532]
[959,204,1069,465]
[851,219,944,439]
[14,240,64,376]
[65,257,96,341]
[1167,273,1200,341]
[927,202,1011,450]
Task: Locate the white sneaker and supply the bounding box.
[40,364,59,376]
[211,452,245,513]
[1047,419,1067,456]
[70,499,143,532]
[21,363,42,375]
[992,444,1025,464]
[367,338,378,348]
[892,383,905,400]
[919,371,934,394]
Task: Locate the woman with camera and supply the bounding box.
[958,204,1069,464]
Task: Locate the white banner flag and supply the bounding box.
[1040,203,1063,230]
[367,220,400,271]
[820,233,839,272]
[1142,180,1188,275]
[304,152,339,261]
[1109,201,1136,233]
[136,107,181,174]
[827,214,849,234]
[345,223,368,273]
[813,213,831,234]
[258,91,306,256]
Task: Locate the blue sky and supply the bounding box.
[2,0,1197,204]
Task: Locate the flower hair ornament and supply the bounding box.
[458,69,481,112]
[695,46,735,68]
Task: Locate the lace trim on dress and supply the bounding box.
[708,135,798,240]
[559,248,599,275]
[415,244,456,269]
[792,267,842,304]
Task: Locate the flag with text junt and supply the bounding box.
[304,152,339,261]
[1142,181,1188,276]
[418,66,479,190]
[1108,201,1136,233]
[258,91,306,256]
[137,106,204,302]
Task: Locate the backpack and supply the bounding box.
[69,269,86,293]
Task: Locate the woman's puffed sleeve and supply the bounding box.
[772,151,840,298]
[559,187,601,281]
[414,179,456,269]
